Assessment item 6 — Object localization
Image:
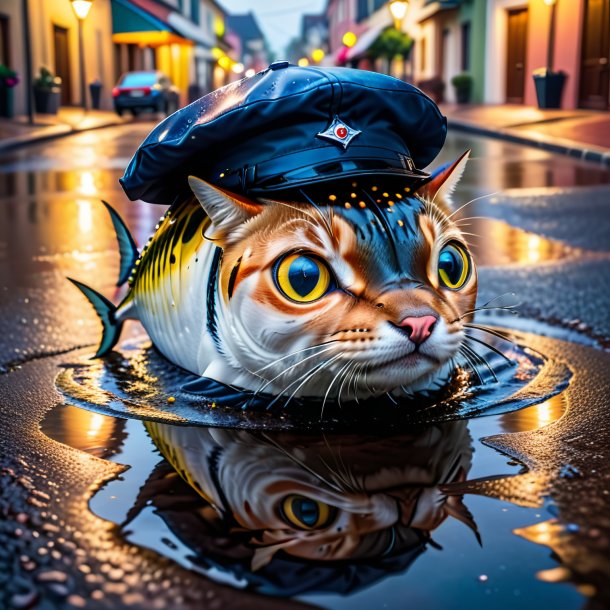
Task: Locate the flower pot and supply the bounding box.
[533,70,566,109]
[89,81,102,109]
[454,86,471,104]
[0,86,14,118]
[34,87,61,114]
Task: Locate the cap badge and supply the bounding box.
[317,116,361,149]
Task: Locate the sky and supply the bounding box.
[220,0,327,58]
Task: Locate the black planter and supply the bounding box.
[89,82,103,109]
[0,86,14,118]
[533,70,566,109]
[33,88,61,114]
[455,87,471,104]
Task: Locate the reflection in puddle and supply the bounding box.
[461,218,579,267]
[40,393,572,601]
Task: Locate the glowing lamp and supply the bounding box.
[342,31,357,48]
[388,1,409,23]
[297,57,309,67]
[70,0,94,20]
[311,48,325,63]
[231,62,245,74]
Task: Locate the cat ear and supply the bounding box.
[188,176,263,240]
[415,149,470,213]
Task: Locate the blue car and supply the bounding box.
[112,70,180,117]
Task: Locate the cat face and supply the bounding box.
[145,421,476,569]
[190,152,477,399]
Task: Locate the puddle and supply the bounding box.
[40,390,579,607]
[55,328,571,432]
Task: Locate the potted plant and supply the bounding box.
[33,67,62,115]
[532,68,566,109]
[0,65,20,118]
[451,73,472,104]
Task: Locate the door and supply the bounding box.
[579,0,610,109]
[53,25,71,106]
[506,8,528,104]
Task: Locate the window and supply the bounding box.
[461,21,471,71]
[191,0,200,25]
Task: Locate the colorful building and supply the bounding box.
[0,0,116,114]
[325,0,609,110]
[485,0,609,110]
[112,0,232,102]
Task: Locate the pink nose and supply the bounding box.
[399,315,437,345]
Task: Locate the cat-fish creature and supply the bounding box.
[141,421,477,573]
[69,151,477,403]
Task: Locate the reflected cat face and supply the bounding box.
[190,152,477,400]
[146,421,476,569]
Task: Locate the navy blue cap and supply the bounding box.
[120,63,447,203]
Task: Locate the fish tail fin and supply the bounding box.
[67,278,123,358]
[101,200,139,286]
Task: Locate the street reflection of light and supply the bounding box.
[87,413,106,437]
[527,235,542,263]
[515,519,558,545]
[77,199,93,233]
[79,171,97,196]
[536,401,554,426]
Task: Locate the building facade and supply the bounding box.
[485,0,609,110]
[0,0,116,114]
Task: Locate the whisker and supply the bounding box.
[461,343,498,382]
[458,347,484,385]
[272,353,343,411]
[464,322,514,343]
[260,433,344,493]
[464,333,516,366]
[253,341,337,375]
[320,359,352,422]
[446,191,501,220]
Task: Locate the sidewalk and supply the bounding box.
[0,107,128,153]
[441,104,610,166]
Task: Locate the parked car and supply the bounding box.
[112,71,180,116]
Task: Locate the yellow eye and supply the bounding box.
[274,254,333,303]
[279,495,337,530]
[438,243,470,289]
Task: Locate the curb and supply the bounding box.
[0,118,128,155]
[447,119,610,167]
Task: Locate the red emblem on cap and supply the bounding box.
[335,126,348,139]
[317,116,361,149]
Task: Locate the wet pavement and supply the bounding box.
[1,123,610,609]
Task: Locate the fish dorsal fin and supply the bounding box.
[101,201,139,286]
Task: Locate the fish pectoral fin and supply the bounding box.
[67,277,123,358]
[101,200,139,287]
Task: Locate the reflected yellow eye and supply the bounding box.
[438,243,470,289]
[279,495,337,530]
[274,254,333,303]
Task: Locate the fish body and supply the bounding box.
[70,198,221,377]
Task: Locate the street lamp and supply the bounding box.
[388,1,409,31]
[543,0,557,72]
[70,0,94,110]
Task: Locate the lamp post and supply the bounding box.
[543,0,557,72]
[387,1,410,80]
[388,0,409,31]
[70,0,94,110]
